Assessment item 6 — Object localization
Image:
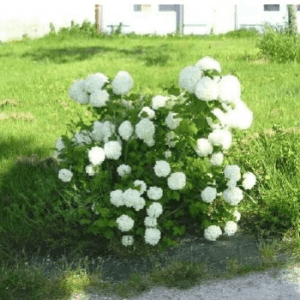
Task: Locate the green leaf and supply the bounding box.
[79,218,91,225]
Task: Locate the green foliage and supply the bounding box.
[256,22,300,63]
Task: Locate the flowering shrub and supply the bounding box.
[52,56,256,253]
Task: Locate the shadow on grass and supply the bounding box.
[19,43,172,66]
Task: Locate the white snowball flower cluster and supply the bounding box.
[110,190,124,207]
[167,172,186,190]
[224,221,238,236]
[86,165,96,176]
[204,225,222,241]
[217,75,241,105]
[117,164,131,177]
[208,128,232,151]
[165,112,182,130]
[233,210,241,222]
[147,202,163,218]
[178,66,203,94]
[201,186,217,204]
[224,165,241,182]
[223,100,254,131]
[118,120,134,141]
[135,118,155,141]
[164,150,172,159]
[165,131,178,148]
[69,79,89,104]
[154,160,171,177]
[72,130,92,146]
[144,216,158,227]
[104,141,122,160]
[58,169,73,182]
[134,180,147,195]
[195,76,219,101]
[122,235,134,247]
[152,95,169,110]
[194,138,213,157]
[145,228,161,246]
[242,172,256,190]
[122,188,145,210]
[147,186,163,200]
[195,56,222,73]
[138,106,156,119]
[90,89,110,107]
[210,152,224,166]
[91,120,116,143]
[84,73,109,93]
[116,214,134,232]
[223,186,244,206]
[112,71,134,95]
[88,146,105,166]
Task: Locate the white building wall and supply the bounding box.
[1,0,300,43]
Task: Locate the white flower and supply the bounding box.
[118,120,134,141]
[117,164,131,177]
[224,165,241,182]
[194,138,213,157]
[58,169,73,182]
[104,141,122,160]
[208,129,232,151]
[88,146,106,166]
[122,188,141,208]
[72,130,92,146]
[55,137,65,151]
[110,190,124,207]
[69,79,90,104]
[224,100,254,130]
[195,56,221,73]
[116,214,134,232]
[242,172,256,190]
[121,99,134,110]
[147,186,163,200]
[122,235,134,247]
[112,71,134,95]
[168,172,186,190]
[84,73,109,93]
[134,180,147,195]
[154,160,171,177]
[195,76,219,101]
[204,225,222,241]
[145,228,161,246]
[132,196,146,211]
[91,120,116,142]
[164,150,172,159]
[165,131,178,148]
[217,75,241,105]
[90,89,110,107]
[152,95,169,110]
[233,210,241,222]
[144,137,155,147]
[165,112,182,130]
[210,152,224,166]
[86,164,96,176]
[223,187,244,206]
[178,65,203,94]
[147,202,163,218]
[144,216,158,227]
[224,221,238,236]
[138,106,156,119]
[201,187,217,204]
[135,118,155,141]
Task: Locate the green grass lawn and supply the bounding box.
[2,21,300,299]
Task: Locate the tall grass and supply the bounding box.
[1,20,300,299]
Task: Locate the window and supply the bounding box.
[134,4,152,12]
[264,4,280,11]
